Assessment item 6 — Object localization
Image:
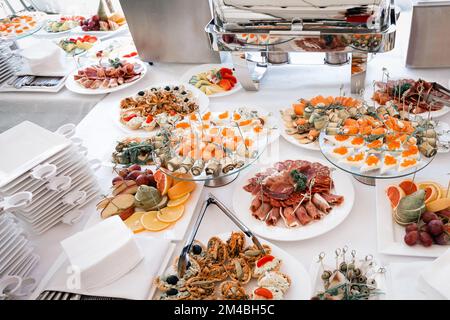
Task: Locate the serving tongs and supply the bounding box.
[177,193,265,277]
[426,82,450,106]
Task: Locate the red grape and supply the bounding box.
[419,232,433,247]
[427,219,444,236]
[437,210,450,219]
[144,169,153,175]
[434,233,449,245]
[125,170,142,180]
[404,231,418,246]
[92,15,99,21]
[135,174,150,186]
[146,175,157,187]
[405,223,418,233]
[421,211,439,223]
[128,164,142,171]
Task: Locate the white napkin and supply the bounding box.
[60,216,144,290]
[420,248,450,299]
[18,39,76,77]
[387,261,444,300]
[46,235,172,300]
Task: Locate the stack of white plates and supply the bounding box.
[0,214,39,279]
[0,121,100,234]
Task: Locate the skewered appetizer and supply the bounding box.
[243,160,344,228]
[281,95,361,146]
[0,14,40,38]
[386,179,450,247]
[189,67,237,95]
[372,78,450,114]
[119,85,200,131]
[45,16,83,33]
[311,248,384,300]
[322,104,438,176]
[58,35,98,56]
[154,232,291,300]
[74,58,143,89]
[97,167,196,233]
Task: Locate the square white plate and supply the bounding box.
[0,121,71,188]
[376,176,449,258]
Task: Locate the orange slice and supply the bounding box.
[425,198,450,212]
[167,192,190,207]
[386,185,405,210]
[157,205,185,223]
[398,179,418,196]
[124,212,145,233]
[168,181,196,200]
[140,211,172,231]
[154,170,172,196]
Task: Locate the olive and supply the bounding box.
[339,262,348,272]
[174,86,179,90]
[347,262,355,270]
[354,268,361,277]
[164,86,170,91]
[192,244,202,255]
[166,275,179,285]
[184,98,189,103]
[321,270,332,281]
[166,288,178,296]
[181,91,186,95]
[137,91,145,96]
[358,275,367,284]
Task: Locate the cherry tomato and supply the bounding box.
[254,287,273,299]
[256,255,274,268]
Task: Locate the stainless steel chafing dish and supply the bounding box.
[206,0,398,93]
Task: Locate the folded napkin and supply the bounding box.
[61,216,144,290]
[420,248,450,299]
[387,261,444,300]
[18,39,76,77]
[46,234,173,300]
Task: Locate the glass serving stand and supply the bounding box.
[159,135,269,188]
[318,132,436,186]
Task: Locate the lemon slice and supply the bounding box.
[157,205,185,223]
[167,193,190,207]
[124,211,145,233]
[140,211,172,231]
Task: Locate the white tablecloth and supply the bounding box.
[26,11,450,299]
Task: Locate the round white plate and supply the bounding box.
[232,155,355,242]
[65,59,147,95]
[180,63,242,98]
[86,36,137,60]
[114,82,209,133]
[156,232,312,300]
[278,109,320,151]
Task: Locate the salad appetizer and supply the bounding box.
[386,179,450,247]
[58,35,98,56]
[189,67,237,95]
[154,232,291,300]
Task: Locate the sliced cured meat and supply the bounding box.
[250,197,261,212]
[252,202,271,221]
[294,205,312,225]
[312,193,331,213]
[304,201,321,220]
[280,207,299,227]
[266,207,281,226]
[320,193,344,205]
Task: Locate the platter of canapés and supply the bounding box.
[154,231,311,300]
[96,164,203,240]
[319,102,439,179]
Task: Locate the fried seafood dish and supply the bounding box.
[154,232,291,300]
[119,85,200,131]
[373,79,450,114]
[243,160,344,228]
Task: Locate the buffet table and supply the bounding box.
[21,11,450,299]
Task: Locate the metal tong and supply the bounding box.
[177,193,265,277]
